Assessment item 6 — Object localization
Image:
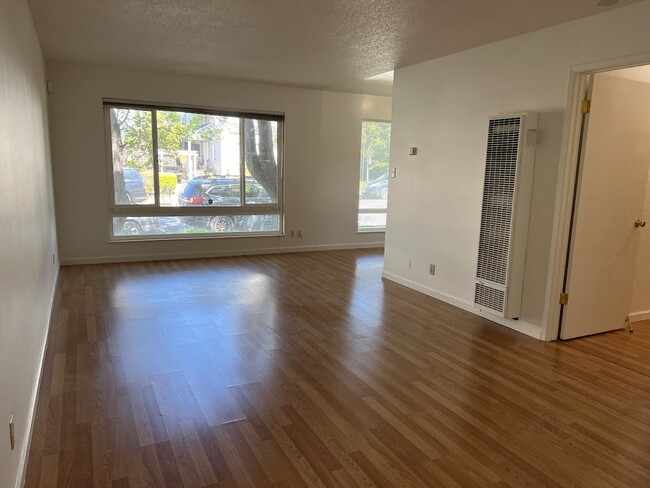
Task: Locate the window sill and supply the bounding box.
[357,228,386,234]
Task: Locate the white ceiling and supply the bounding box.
[27,0,640,96]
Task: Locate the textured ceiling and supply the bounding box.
[27,0,640,95]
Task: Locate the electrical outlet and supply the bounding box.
[9,415,15,451]
[297,230,303,239]
[429,264,436,276]
[289,230,295,238]
[406,259,411,270]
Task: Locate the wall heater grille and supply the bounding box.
[475,113,538,318]
[477,117,520,286]
[475,282,505,314]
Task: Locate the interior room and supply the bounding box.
[3,0,650,486]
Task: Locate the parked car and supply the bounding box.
[177,177,273,232]
[204,183,272,205]
[242,184,273,205]
[114,216,187,236]
[244,214,280,232]
[123,168,149,203]
[362,173,389,199]
[178,177,239,206]
[204,183,242,206]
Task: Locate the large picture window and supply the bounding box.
[105,103,283,239]
[358,120,391,232]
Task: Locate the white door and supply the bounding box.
[561,73,650,340]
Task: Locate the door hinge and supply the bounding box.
[559,292,569,305]
[580,100,591,114]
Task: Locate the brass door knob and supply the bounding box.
[634,219,647,228]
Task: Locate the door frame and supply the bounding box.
[543,52,650,341]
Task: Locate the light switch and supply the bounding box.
[409,147,417,156]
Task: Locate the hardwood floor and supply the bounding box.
[24,249,650,487]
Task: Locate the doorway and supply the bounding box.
[559,66,650,340]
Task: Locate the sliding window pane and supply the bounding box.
[109,108,154,205]
[157,111,241,207]
[358,121,391,231]
[112,214,280,237]
[243,119,278,205]
[358,212,387,231]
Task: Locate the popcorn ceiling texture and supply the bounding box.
[27,0,639,94]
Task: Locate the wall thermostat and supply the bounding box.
[409,147,417,156]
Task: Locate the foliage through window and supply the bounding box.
[358,120,391,231]
[106,103,283,239]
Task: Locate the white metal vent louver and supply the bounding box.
[475,282,505,314]
[475,113,538,319]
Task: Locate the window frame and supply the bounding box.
[103,100,285,241]
[357,118,391,234]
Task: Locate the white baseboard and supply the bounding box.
[381,271,542,340]
[15,265,60,488]
[60,242,385,266]
[629,310,650,323]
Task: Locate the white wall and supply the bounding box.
[384,1,650,338]
[46,62,392,264]
[318,92,392,237]
[0,0,59,487]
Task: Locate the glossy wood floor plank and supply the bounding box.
[24,249,650,487]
